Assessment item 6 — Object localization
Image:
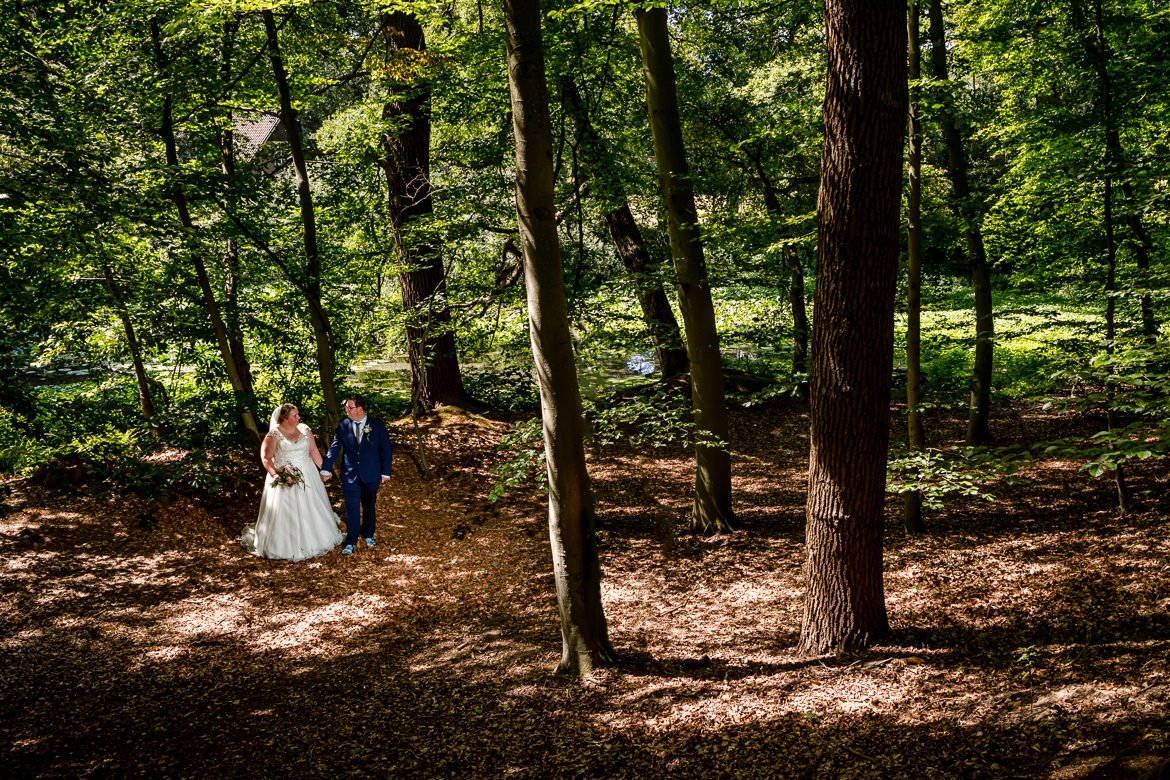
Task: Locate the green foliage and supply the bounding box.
[583,383,693,452]
[1043,338,1170,477]
[463,360,540,412]
[489,381,694,500]
[887,445,1030,510]
[895,291,1106,405]
[489,416,546,502]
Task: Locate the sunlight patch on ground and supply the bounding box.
[247,593,390,654]
[407,628,546,678]
[590,665,929,734]
[0,627,45,651]
[119,591,394,662]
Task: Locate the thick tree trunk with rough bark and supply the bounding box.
[904,0,926,534]
[504,0,615,676]
[381,13,469,411]
[561,76,688,379]
[925,0,994,446]
[150,17,261,443]
[263,10,342,431]
[799,0,906,655]
[636,7,734,534]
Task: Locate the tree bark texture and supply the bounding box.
[904,0,926,534]
[504,0,615,676]
[381,12,469,411]
[925,0,994,446]
[560,76,689,379]
[636,7,734,534]
[151,17,261,443]
[799,0,906,655]
[263,10,342,432]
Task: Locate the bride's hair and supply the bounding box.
[275,403,297,425]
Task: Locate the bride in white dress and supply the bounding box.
[242,404,344,560]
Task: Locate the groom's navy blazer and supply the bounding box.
[321,417,393,486]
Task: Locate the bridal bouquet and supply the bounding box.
[271,464,305,489]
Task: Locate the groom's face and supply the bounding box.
[344,401,364,422]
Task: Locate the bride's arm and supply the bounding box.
[308,432,324,471]
[259,433,278,477]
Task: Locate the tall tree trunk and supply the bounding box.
[100,261,157,427]
[636,7,735,534]
[799,0,906,655]
[1086,0,1157,341]
[150,17,262,443]
[1103,170,1131,511]
[1092,0,1131,511]
[218,20,259,438]
[381,12,469,411]
[904,0,926,534]
[754,167,810,398]
[504,0,615,676]
[785,246,810,399]
[561,75,689,379]
[925,0,994,446]
[262,10,342,431]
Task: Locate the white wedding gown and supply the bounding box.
[242,423,343,561]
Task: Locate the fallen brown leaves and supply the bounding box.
[1,401,1167,778]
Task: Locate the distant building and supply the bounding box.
[233,111,286,160]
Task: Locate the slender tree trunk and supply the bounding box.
[561,76,689,379]
[636,7,734,534]
[262,10,342,431]
[504,0,615,676]
[1103,171,1131,511]
[904,0,926,534]
[603,206,690,378]
[755,168,810,397]
[799,0,906,655]
[1087,0,1157,341]
[925,0,994,446]
[150,16,262,443]
[100,262,157,427]
[1092,0,1131,511]
[381,12,469,411]
[785,246,810,399]
[218,20,259,439]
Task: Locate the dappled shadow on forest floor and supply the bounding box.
[1,400,1168,778]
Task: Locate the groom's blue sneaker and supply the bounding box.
[341,544,355,555]
[363,537,376,548]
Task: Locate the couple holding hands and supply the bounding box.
[241,395,393,561]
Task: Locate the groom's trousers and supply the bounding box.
[342,479,378,546]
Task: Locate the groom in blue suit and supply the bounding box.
[320,395,393,555]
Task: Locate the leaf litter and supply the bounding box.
[0,400,1167,778]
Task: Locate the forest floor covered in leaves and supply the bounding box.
[2,399,1168,779]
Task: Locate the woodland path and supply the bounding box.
[1,402,1168,778]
